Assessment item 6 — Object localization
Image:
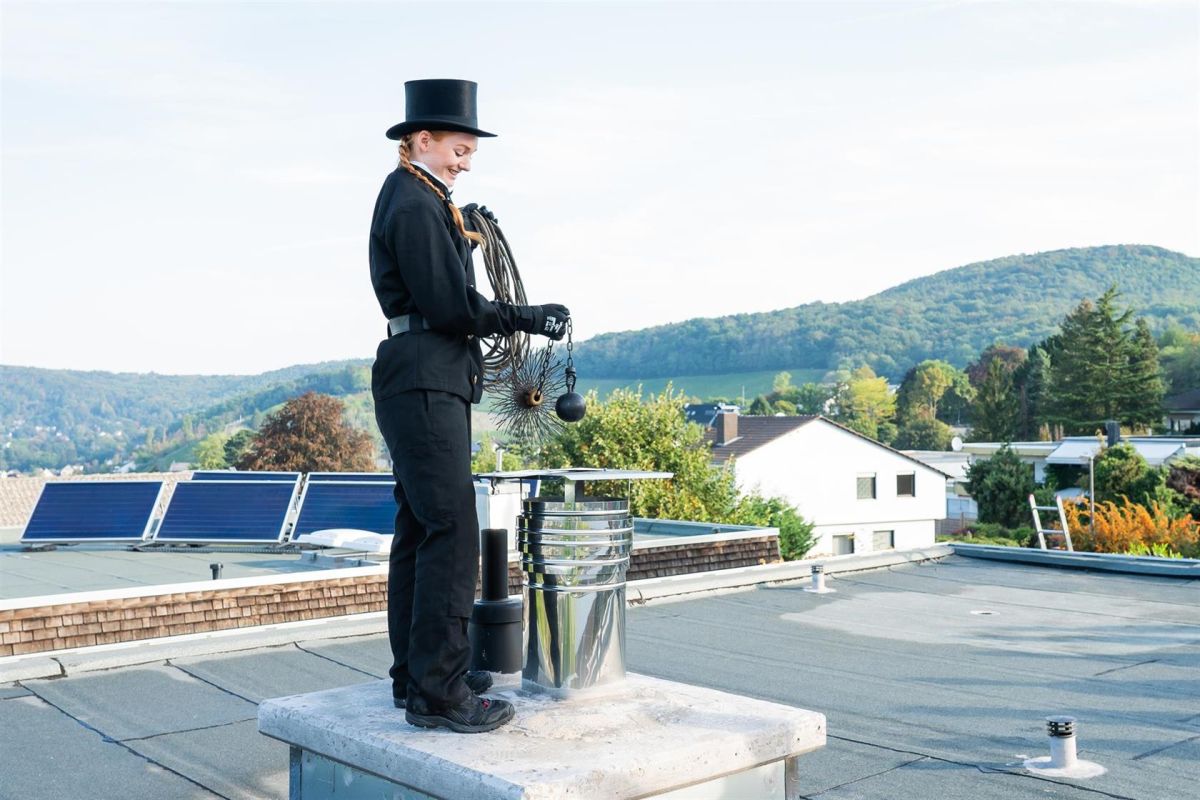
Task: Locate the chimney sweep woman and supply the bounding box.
[370,80,569,733]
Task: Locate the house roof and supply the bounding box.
[704,415,954,477]
[703,415,817,462]
[1165,388,1200,412]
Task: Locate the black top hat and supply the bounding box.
[386,79,497,140]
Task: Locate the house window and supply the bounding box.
[873,530,895,551]
[897,473,916,497]
[856,474,876,499]
[833,534,856,555]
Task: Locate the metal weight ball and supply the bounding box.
[555,391,586,422]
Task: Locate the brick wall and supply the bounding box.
[2,534,780,657]
[0,573,387,657]
[628,535,780,580]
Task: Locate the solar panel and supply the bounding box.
[21,481,164,544]
[155,480,299,543]
[305,472,394,483]
[191,470,301,482]
[292,481,398,539]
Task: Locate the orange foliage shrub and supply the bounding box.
[1061,500,1199,558]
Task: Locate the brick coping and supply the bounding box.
[0,563,387,613]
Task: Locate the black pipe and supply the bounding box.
[481,528,509,601]
[469,528,523,673]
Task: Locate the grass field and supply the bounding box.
[558,367,828,404]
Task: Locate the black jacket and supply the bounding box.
[369,166,526,404]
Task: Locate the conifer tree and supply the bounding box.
[970,357,1021,442]
[1043,287,1161,434]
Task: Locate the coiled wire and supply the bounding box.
[468,209,531,386]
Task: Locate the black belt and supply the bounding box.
[387,313,431,337]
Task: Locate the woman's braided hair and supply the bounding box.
[398,133,485,248]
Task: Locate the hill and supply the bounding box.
[0,360,371,473]
[573,245,1200,380]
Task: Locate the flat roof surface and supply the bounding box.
[2,555,1198,799]
[0,545,329,601]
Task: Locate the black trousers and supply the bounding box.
[373,388,479,709]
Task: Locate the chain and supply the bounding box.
[564,318,577,393]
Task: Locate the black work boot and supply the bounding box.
[392,671,493,709]
[406,693,515,734]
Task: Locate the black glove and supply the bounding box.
[522,304,570,340]
[461,203,498,226]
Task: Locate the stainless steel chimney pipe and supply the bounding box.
[519,494,633,694]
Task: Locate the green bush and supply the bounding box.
[731,493,816,561]
[965,445,1035,529]
[952,522,1036,547]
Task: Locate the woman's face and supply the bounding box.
[412,131,478,189]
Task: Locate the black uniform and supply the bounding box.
[369,165,526,709]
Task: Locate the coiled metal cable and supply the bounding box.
[467,209,531,386]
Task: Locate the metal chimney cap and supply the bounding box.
[1046,716,1076,737]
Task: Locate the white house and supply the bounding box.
[705,413,949,557]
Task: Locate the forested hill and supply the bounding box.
[0,359,371,472]
[574,245,1200,380]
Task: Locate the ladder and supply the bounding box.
[1028,494,1073,551]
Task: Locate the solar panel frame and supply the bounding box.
[305,472,395,483]
[20,480,166,544]
[153,479,301,544]
[291,479,398,540]
[191,470,302,483]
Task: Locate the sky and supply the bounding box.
[1,0,1197,376]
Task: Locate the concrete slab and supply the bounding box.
[296,634,392,677]
[124,718,289,800]
[0,694,214,799]
[259,676,826,800]
[172,644,377,703]
[26,663,256,741]
[0,655,61,683]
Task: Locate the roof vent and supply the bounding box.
[1023,715,1106,778]
[803,563,835,594]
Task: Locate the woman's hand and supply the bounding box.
[462,203,498,225]
[521,304,570,340]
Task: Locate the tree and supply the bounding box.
[1043,288,1162,434]
[223,429,256,465]
[772,371,793,395]
[237,392,375,472]
[541,388,813,549]
[893,416,954,450]
[747,396,772,416]
[966,345,1027,388]
[1092,444,1166,507]
[970,357,1021,442]
[1159,327,1200,393]
[965,445,1034,529]
[1014,343,1052,440]
[729,493,815,560]
[896,360,959,422]
[1125,319,1164,428]
[794,383,834,415]
[1166,456,1200,520]
[193,432,230,469]
[834,366,896,443]
[541,387,740,521]
[471,433,524,474]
